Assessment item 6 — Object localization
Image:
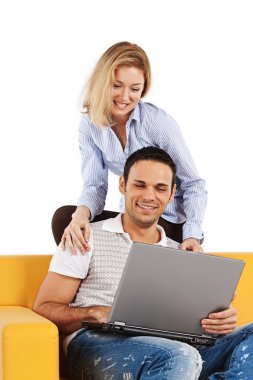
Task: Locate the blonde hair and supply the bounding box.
[81,41,151,127]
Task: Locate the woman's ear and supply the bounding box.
[168,184,176,204]
[119,175,126,195]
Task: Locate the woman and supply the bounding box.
[61,41,207,254]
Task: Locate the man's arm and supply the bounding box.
[32,272,110,335]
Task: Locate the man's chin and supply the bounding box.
[133,215,159,228]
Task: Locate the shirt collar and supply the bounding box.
[102,213,167,247]
[127,101,141,125]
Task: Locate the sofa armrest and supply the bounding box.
[0,306,59,380]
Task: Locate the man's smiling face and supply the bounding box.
[120,160,176,228]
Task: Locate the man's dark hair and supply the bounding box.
[123,146,176,187]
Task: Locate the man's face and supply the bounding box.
[119,160,176,228]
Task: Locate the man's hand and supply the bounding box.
[201,306,237,335]
[180,238,204,253]
[86,306,111,323]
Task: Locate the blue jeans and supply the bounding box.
[67,330,201,379]
[67,323,253,379]
[197,323,253,379]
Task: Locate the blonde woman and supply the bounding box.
[61,41,207,254]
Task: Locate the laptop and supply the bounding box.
[82,242,245,346]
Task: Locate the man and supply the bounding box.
[33,147,253,380]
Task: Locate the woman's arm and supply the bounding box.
[62,116,108,254]
[155,110,207,247]
[77,116,109,218]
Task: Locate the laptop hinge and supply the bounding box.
[114,321,126,326]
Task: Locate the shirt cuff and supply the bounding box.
[77,197,104,221]
[182,224,204,244]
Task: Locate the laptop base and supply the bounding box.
[82,321,216,346]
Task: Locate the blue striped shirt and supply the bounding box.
[77,101,207,240]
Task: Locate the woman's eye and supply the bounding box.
[131,88,140,92]
[113,84,121,88]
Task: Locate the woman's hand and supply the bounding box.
[60,206,91,254]
[180,238,204,253]
[201,305,237,335]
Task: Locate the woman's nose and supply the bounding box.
[120,87,130,101]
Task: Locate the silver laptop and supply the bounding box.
[82,243,245,346]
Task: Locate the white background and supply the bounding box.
[0,0,252,254]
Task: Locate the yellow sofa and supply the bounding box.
[1,253,253,380]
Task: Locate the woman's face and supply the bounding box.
[111,66,145,122]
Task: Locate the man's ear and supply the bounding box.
[168,184,176,204]
[119,176,126,195]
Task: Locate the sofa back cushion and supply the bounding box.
[0,255,52,309]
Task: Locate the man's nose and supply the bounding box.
[142,187,155,200]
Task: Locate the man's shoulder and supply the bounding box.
[90,218,131,254]
[90,217,121,233]
[166,237,180,249]
[90,218,127,242]
[90,220,105,230]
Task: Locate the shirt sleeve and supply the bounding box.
[154,110,207,241]
[77,116,108,219]
[49,228,93,279]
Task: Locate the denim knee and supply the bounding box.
[169,342,203,380]
[142,339,202,380]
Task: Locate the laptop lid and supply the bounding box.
[108,243,245,337]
